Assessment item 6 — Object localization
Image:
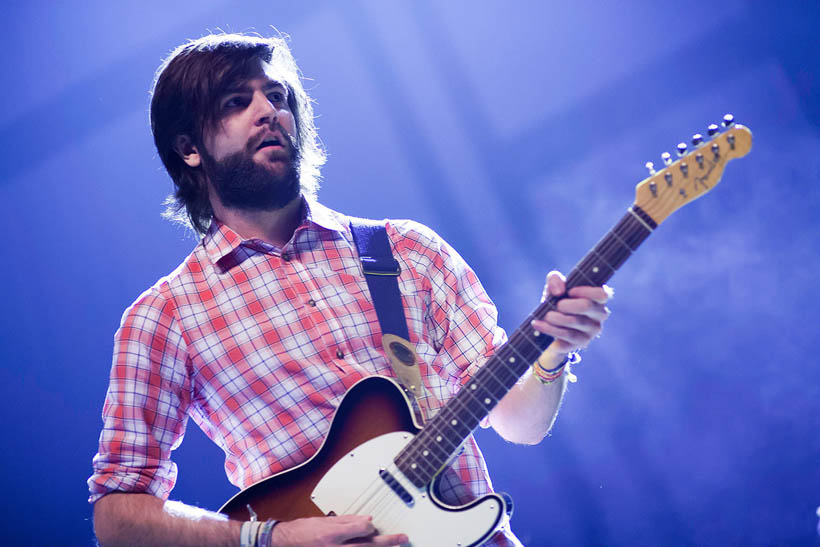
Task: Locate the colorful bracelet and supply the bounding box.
[533,352,580,384]
[532,358,567,384]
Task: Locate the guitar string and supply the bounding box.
[356,473,401,525]
[367,463,414,532]
[342,471,390,516]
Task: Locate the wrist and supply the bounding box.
[532,351,580,385]
[241,519,278,547]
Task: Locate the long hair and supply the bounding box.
[150,32,325,235]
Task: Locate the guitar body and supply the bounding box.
[220,376,509,546]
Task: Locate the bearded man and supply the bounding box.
[88,33,611,547]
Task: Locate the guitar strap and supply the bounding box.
[349,218,429,422]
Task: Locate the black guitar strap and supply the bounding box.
[349,218,429,422]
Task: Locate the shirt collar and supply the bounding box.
[202,196,349,266]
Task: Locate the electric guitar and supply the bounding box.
[219,118,753,546]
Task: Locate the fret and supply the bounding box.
[452,390,491,423]
[480,355,518,387]
[577,252,615,279]
[587,247,618,278]
[605,230,635,268]
[618,213,653,249]
[400,444,439,477]
[498,351,527,377]
[568,266,598,288]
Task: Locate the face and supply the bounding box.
[204,59,297,168]
[180,59,302,211]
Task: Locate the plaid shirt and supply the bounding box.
[89,199,521,545]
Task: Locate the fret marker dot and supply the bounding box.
[509,357,516,363]
[411,463,417,469]
[451,419,458,426]
[436,435,442,442]
[470,384,477,390]
[533,331,540,337]
[592,266,599,273]
[423,450,429,456]
[484,398,491,404]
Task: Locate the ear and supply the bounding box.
[173,135,202,168]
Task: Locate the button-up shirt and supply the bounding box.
[89,199,519,545]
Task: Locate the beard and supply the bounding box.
[202,133,301,212]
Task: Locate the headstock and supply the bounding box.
[634,115,752,225]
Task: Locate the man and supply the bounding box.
[89,33,611,547]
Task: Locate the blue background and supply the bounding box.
[1,1,819,545]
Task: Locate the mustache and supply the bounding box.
[249,124,298,155]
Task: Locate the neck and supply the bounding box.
[210,195,304,248]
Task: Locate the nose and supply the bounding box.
[253,92,278,127]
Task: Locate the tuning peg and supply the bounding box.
[645,161,656,175]
[676,142,688,156]
[722,113,735,127]
[692,134,704,146]
[707,124,720,136]
[661,152,672,165]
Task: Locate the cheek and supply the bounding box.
[279,111,297,137]
[208,129,247,161]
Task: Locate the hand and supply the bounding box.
[271,515,408,546]
[531,270,612,354]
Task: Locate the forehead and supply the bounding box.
[223,58,288,93]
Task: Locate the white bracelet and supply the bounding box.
[240,521,263,547]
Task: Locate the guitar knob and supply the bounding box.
[645,161,656,175]
[692,134,704,146]
[722,113,735,127]
[661,152,672,165]
[676,142,688,156]
[707,124,720,136]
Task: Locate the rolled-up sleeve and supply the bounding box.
[88,286,192,503]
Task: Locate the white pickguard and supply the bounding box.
[312,431,507,546]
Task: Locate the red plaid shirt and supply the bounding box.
[89,199,521,545]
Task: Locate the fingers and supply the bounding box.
[531,317,598,350]
[368,532,410,546]
[554,297,610,322]
[545,270,566,298]
[534,271,613,351]
[567,284,613,304]
[273,515,408,546]
[332,515,408,546]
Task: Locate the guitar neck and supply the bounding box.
[394,204,656,488]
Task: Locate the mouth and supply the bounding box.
[257,136,284,150]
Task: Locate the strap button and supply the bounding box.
[307,299,316,307]
[335,349,345,359]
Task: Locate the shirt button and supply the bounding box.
[336,349,345,359]
[282,252,290,261]
[307,299,316,307]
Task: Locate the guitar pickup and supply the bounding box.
[379,468,415,507]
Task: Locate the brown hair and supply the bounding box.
[150,32,325,234]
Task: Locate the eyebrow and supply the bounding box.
[223,80,287,95]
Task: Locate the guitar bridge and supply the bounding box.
[379,468,415,507]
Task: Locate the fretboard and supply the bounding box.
[394,205,658,488]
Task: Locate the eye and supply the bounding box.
[267,90,286,104]
[222,95,248,110]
